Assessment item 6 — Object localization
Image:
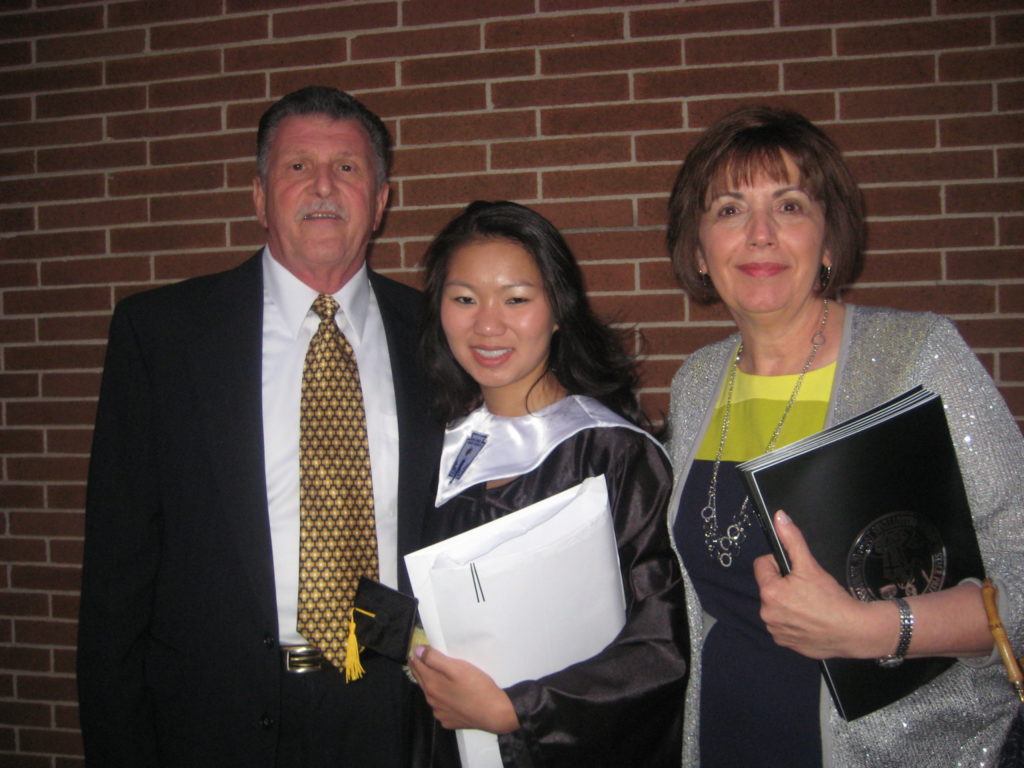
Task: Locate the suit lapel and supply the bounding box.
[188,254,278,626]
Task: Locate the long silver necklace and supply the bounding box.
[701,299,830,567]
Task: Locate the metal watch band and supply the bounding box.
[877,596,914,668]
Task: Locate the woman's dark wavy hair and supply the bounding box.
[419,200,647,428]
[667,105,865,304]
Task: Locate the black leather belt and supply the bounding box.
[281,645,326,674]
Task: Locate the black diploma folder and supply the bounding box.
[737,387,984,721]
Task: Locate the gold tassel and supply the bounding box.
[344,608,371,683]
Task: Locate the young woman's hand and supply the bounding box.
[409,646,521,733]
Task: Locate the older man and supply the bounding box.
[77,86,441,768]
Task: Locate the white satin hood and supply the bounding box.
[435,395,648,507]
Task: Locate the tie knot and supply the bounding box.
[312,294,340,322]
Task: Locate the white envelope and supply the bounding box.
[405,474,626,768]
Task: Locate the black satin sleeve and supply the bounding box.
[488,429,689,767]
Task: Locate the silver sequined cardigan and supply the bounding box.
[666,304,1024,768]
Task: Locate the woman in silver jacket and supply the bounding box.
[665,106,1024,767]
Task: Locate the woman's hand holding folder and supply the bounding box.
[754,510,892,660]
[754,509,993,662]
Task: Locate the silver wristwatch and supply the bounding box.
[877,596,914,668]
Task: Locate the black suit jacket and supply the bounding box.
[77,253,441,767]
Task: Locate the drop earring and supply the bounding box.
[699,266,711,290]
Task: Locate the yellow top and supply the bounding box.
[696,360,836,463]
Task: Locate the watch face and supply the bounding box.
[876,655,906,669]
[846,511,947,602]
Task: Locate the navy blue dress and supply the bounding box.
[674,459,821,768]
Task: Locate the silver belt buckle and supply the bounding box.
[282,645,325,674]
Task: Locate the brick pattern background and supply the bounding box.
[1,0,1022,763]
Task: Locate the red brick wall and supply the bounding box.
[1,0,1021,763]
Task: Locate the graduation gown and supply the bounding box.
[423,396,689,767]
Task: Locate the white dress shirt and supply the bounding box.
[260,247,399,646]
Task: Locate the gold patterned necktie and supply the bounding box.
[297,294,379,673]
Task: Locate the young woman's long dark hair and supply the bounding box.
[419,200,647,428]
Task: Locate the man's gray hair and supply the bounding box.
[255,85,391,186]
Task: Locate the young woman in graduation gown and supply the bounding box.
[409,201,689,767]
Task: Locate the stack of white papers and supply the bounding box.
[405,475,626,768]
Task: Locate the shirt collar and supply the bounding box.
[262,246,372,343]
